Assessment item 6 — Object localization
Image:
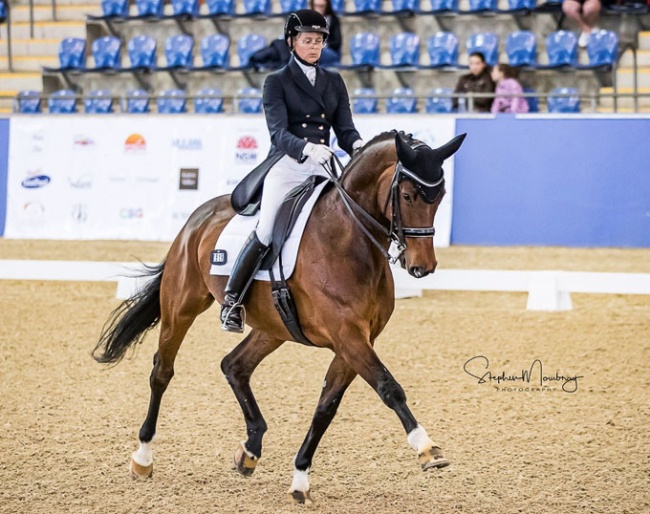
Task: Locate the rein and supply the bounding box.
[322,143,444,264]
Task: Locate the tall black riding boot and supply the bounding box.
[220,231,269,333]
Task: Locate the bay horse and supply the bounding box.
[93,130,466,503]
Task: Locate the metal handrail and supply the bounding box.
[1,0,12,71]
[28,0,58,39]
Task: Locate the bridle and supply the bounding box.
[323,140,444,264]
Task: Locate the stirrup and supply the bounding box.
[221,303,245,333]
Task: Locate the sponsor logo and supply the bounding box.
[22,201,45,220]
[125,133,146,153]
[31,145,43,153]
[21,173,51,189]
[71,203,88,223]
[172,138,203,150]
[32,133,44,141]
[235,135,258,164]
[120,208,144,219]
[73,134,95,147]
[211,250,227,265]
[179,168,199,190]
[68,173,92,189]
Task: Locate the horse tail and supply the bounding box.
[92,262,165,365]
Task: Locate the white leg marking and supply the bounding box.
[407,424,432,452]
[288,467,311,493]
[132,441,154,467]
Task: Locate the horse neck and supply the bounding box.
[340,141,395,222]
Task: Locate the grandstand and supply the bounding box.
[1,0,650,112]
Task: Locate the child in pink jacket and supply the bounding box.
[491,63,529,114]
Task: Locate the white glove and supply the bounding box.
[303,142,333,165]
[352,139,365,154]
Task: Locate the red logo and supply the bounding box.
[237,136,257,150]
[125,133,146,152]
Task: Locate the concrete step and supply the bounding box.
[596,106,650,113]
[9,21,87,40]
[618,49,650,68]
[0,38,61,57]
[0,90,20,114]
[616,68,650,89]
[10,5,101,22]
[599,87,650,109]
[17,0,98,6]
[0,55,58,72]
[639,32,650,51]
[0,72,43,93]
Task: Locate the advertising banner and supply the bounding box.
[5,115,455,246]
[0,118,8,236]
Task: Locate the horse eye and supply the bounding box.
[401,192,411,201]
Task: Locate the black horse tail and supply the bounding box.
[92,262,165,365]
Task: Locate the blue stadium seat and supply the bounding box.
[127,35,157,69]
[124,89,150,113]
[280,0,307,13]
[197,34,230,69]
[0,0,6,21]
[331,0,345,12]
[425,87,453,113]
[353,0,382,14]
[578,29,618,70]
[532,0,561,13]
[506,31,536,67]
[55,37,87,70]
[466,32,499,67]
[204,0,235,16]
[15,91,42,114]
[539,30,577,69]
[422,32,458,68]
[386,88,417,113]
[243,0,271,16]
[48,89,77,113]
[84,90,114,113]
[462,0,496,12]
[237,87,263,113]
[499,0,535,12]
[157,89,187,113]
[195,88,224,113]
[340,32,380,69]
[382,32,420,68]
[391,0,419,13]
[236,34,266,69]
[171,0,199,17]
[352,88,378,114]
[135,0,164,17]
[100,0,129,17]
[547,87,580,113]
[161,34,194,69]
[523,87,539,113]
[428,0,458,12]
[91,36,121,70]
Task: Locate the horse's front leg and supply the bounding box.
[221,330,284,476]
[289,355,357,504]
[339,336,450,472]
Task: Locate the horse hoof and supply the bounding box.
[233,442,258,477]
[130,458,153,480]
[289,489,313,505]
[418,444,451,470]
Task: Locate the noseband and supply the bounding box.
[325,140,444,264]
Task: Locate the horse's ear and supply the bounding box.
[434,133,467,161]
[395,132,417,162]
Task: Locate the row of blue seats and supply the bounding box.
[15,88,263,114]
[91,0,572,21]
[44,28,619,77]
[15,86,581,114]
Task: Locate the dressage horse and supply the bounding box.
[93,130,466,503]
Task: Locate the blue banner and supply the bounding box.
[0,118,9,236]
[453,116,650,247]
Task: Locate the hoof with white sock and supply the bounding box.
[407,424,450,471]
[130,442,154,480]
[288,468,312,505]
[233,441,258,477]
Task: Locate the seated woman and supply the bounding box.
[311,0,341,66]
[490,63,529,114]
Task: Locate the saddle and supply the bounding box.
[230,153,283,216]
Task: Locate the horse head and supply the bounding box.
[391,131,466,278]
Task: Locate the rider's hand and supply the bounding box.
[303,142,333,165]
[352,139,365,155]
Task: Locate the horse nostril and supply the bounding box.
[410,266,425,278]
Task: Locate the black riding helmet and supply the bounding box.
[284,9,329,50]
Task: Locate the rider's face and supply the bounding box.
[293,32,325,64]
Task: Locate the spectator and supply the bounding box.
[453,52,495,112]
[490,63,529,114]
[311,0,342,66]
[562,0,601,48]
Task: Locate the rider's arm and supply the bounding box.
[263,72,307,160]
[331,73,362,156]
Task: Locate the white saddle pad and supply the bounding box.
[210,180,329,281]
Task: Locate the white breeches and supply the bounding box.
[255,155,328,245]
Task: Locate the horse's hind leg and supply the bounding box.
[130,291,213,480]
[220,330,284,477]
[289,355,357,504]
